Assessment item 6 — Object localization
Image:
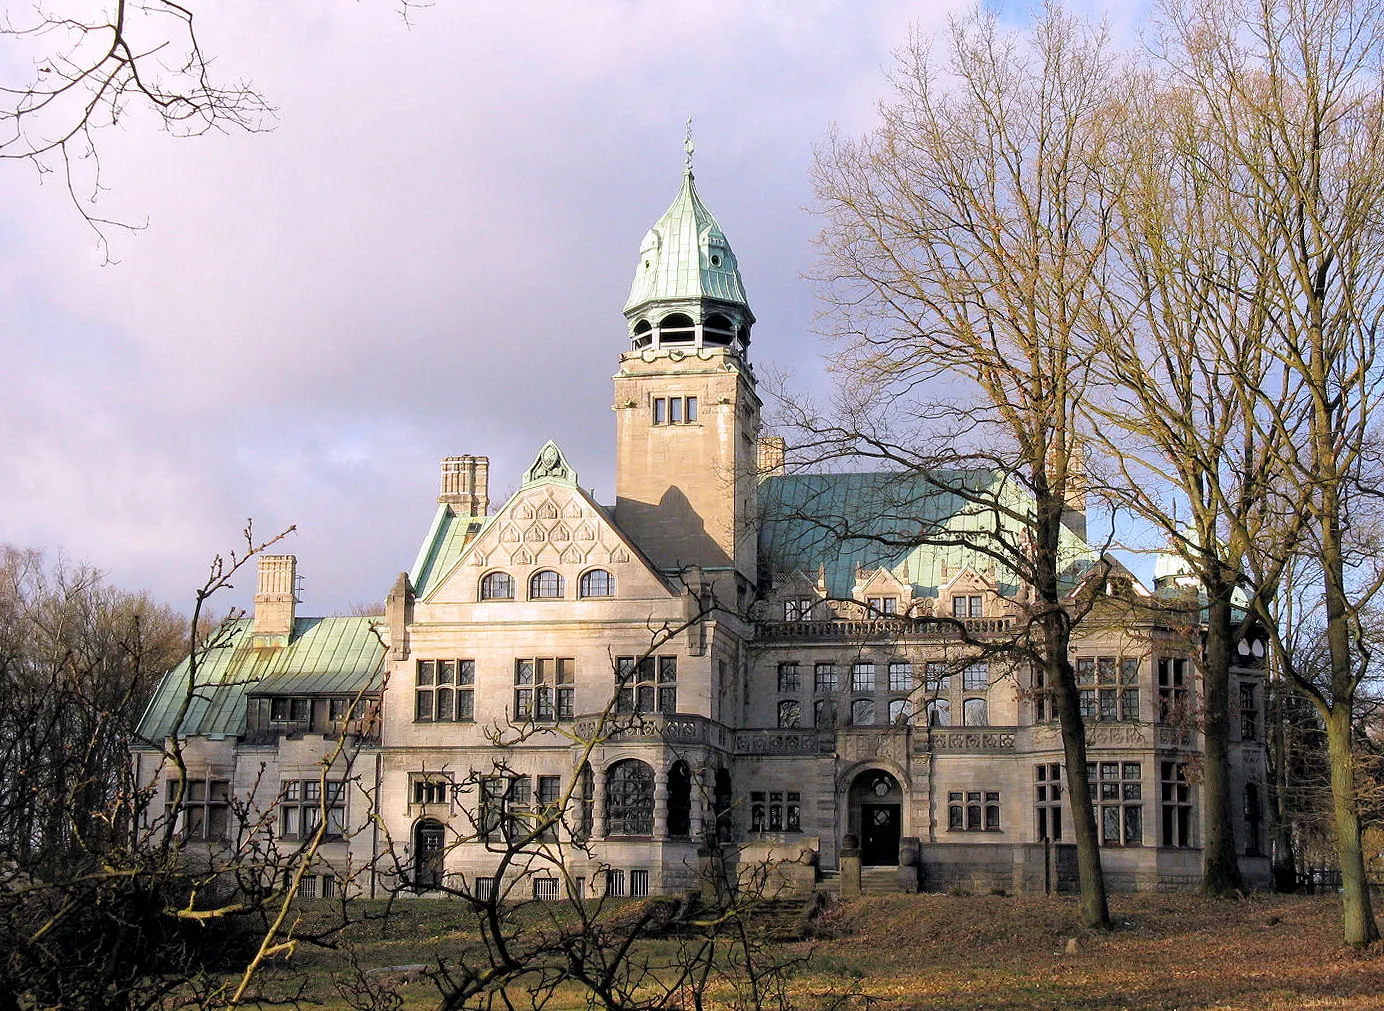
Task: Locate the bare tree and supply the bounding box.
[1150,0,1384,946]
[807,4,1125,929]
[1082,54,1301,896]
[0,0,271,253]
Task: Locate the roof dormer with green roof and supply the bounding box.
[623,134,754,354]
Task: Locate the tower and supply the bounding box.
[613,147,760,606]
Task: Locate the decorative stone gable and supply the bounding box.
[523,440,578,486]
[423,443,672,604]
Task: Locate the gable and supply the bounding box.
[422,482,672,604]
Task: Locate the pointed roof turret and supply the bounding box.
[623,130,754,353]
[624,168,751,312]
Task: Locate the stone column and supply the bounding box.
[652,762,669,839]
[688,766,706,842]
[592,765,607,840]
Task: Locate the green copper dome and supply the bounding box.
[624,167,752,316]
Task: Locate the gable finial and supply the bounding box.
[683,117,695,177]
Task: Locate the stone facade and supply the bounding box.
[133,164,1273,900]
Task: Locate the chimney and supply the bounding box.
[252,554,297,646]
[439,455,489,515]
[1062,443,1088,542]
[757,436,786,477]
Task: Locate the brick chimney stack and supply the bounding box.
[439,455,489,516]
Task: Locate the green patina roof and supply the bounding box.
[135,616,386,742]
[758,471,1097,599]
[410,441,590,601]
[410,505,490,599]
[624,168,750,315]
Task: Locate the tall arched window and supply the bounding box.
[480,571,514,600]
[579,569,615,598]
[529,570,565,599]
[605,760,654,836]
[413,818,445,891]
[667,761,692,839]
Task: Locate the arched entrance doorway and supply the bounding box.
[849,769,903,866]
[413,818,445,890]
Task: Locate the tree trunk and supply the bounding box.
[1035,488,1109,930]
[1266,677,1298,892]
[1326,704,1379,946]
[1051,647,1110,929]
[1201,591,1243,896]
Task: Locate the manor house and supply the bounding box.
[133,162,1272,899]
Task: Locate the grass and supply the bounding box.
[255,891,1384,1010]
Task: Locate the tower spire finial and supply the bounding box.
[683,116,695,177]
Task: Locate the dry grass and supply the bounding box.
[799,892,1384,1010]
[271,892,1384,1010]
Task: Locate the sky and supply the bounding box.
[0,0,1146,616]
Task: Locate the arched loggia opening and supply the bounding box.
[713,768,734,843]
[659,312,695,343]
[667,761,693,839]
[703,313,735,346]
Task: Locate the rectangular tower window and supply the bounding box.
[651,396,698,425]
[1240,682,1259,741]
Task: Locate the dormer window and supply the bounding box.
[784,597,813,621]
[952,595,983,619]
[867,595,898,615]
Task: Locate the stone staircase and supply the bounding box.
[860,866,899,895]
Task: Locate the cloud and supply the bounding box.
[2,0,1155,613]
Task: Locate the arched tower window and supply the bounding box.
[659,312,695,343]
[413,818,445,891]
[529,570,565,599]
[579,569,615,598]
[632,318,653,350]
[605,760,654,836]
[480,571,514,600]
[703,313,735,346]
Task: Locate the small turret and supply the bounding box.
[622,128,754,354]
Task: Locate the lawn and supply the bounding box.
[263,892,1384,1010]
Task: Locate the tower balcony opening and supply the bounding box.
[658,312,696,344]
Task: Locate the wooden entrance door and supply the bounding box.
[860,803,901,866]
